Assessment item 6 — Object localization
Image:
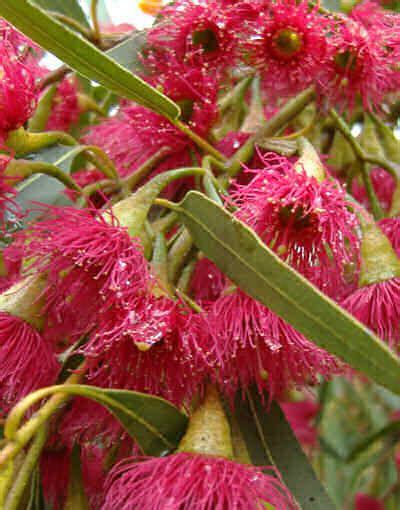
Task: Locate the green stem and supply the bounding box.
[152,211,179,234]
[4,426,48,510]
[50,12,94,40]
[360,162,384,220]
[168,229,193,283]
[6,160,83,195]
[172,119,227,162]
[6,128,77,157]
[0,369,83,469]
[330,109,400,179]
[82,145,120,181]
[124,147,171,190]
[218,75,254,111]
[227,86,316,175]
[90,0,101,45]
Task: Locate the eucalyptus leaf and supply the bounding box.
[32,0,89,27]
[176,191,400,395]
[106,30,147,72]
[234,389,336,509]
[51,385,188,456]
[0,0,180,119]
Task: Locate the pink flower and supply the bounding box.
[281,398,320,448]
[352,168,395,214]
[325,15,400,109]
[354,493,385,510]
[0,312,58,414]
[207,289,340,401]
[82,300,210,408]
[231,152,360,298]
[342,278,400,349]
[0,44,39,139]
[0,242,22,293]
[379,217,400,257]
[81,444,108,510]
[190,258,226,304]
[102,453,296,510]
[21,206,150,344]
[40,447,71,510]
[243,0,331,98]
[147,0,239,69]
[144,61,218,137]
[83,105,192,182]
[45,77,80,132]
[0,18,42,61]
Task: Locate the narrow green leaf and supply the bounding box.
[176,191,400,395]
[32,0,89,27]
[0,0,180,119]
[234,389,336,509]
[57,384,188,456]
[64,446,89,510]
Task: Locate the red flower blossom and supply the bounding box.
[0,311,58,414]
[325,15,400,109]
[22,206,150,344]
[243,0,331,98]
[45,77,80,132]
[232,152,360,298]
[102,453,296,510]
[40,447,71,510]
[0,18,41,61]
[0,44,39,139]
[81,444,108,510]
[342,278,400,349]
[145,61,218,137]
[147,0,239,69]
[355,493,385,510]
[379,217,400,257]
[190,258,226,305]
[83,105,192,181]
[81,300,210,408]
[352,168,395,214]
[207,289,340,401]
[281,398,320,447]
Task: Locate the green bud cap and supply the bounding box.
[359,218,400,287]
[294,137,326,183]
[178,385,234,459]
[0,275,46,330]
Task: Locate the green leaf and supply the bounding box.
[0,0,180,119]
[32,0,89,27]
[64,446,89,510]
[176,191,400,395]
[52,385,188,456]
[234,389,336,509]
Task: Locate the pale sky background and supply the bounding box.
[43,1,155,69]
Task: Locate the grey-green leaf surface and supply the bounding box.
[107,30,147,72]
[176,191,400,395]
[32,0,89,27]
[16,145,81,212]
[57,385,188,456]
[234,389,336,509]
[0,0,180,119]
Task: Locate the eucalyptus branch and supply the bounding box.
[6,161,84,195]
[167,229,194,284]
[0,369,83,469]
[330,109,397,219]
[90,0,102,45]
[4,425,48,510]
[82,145,121,182]
[123,147,171,190]
[50,12,94,41]
[330,109,400,179]
[227,86,316,175]
[172,119,227,162]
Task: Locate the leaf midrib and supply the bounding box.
[179,197,400,388]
